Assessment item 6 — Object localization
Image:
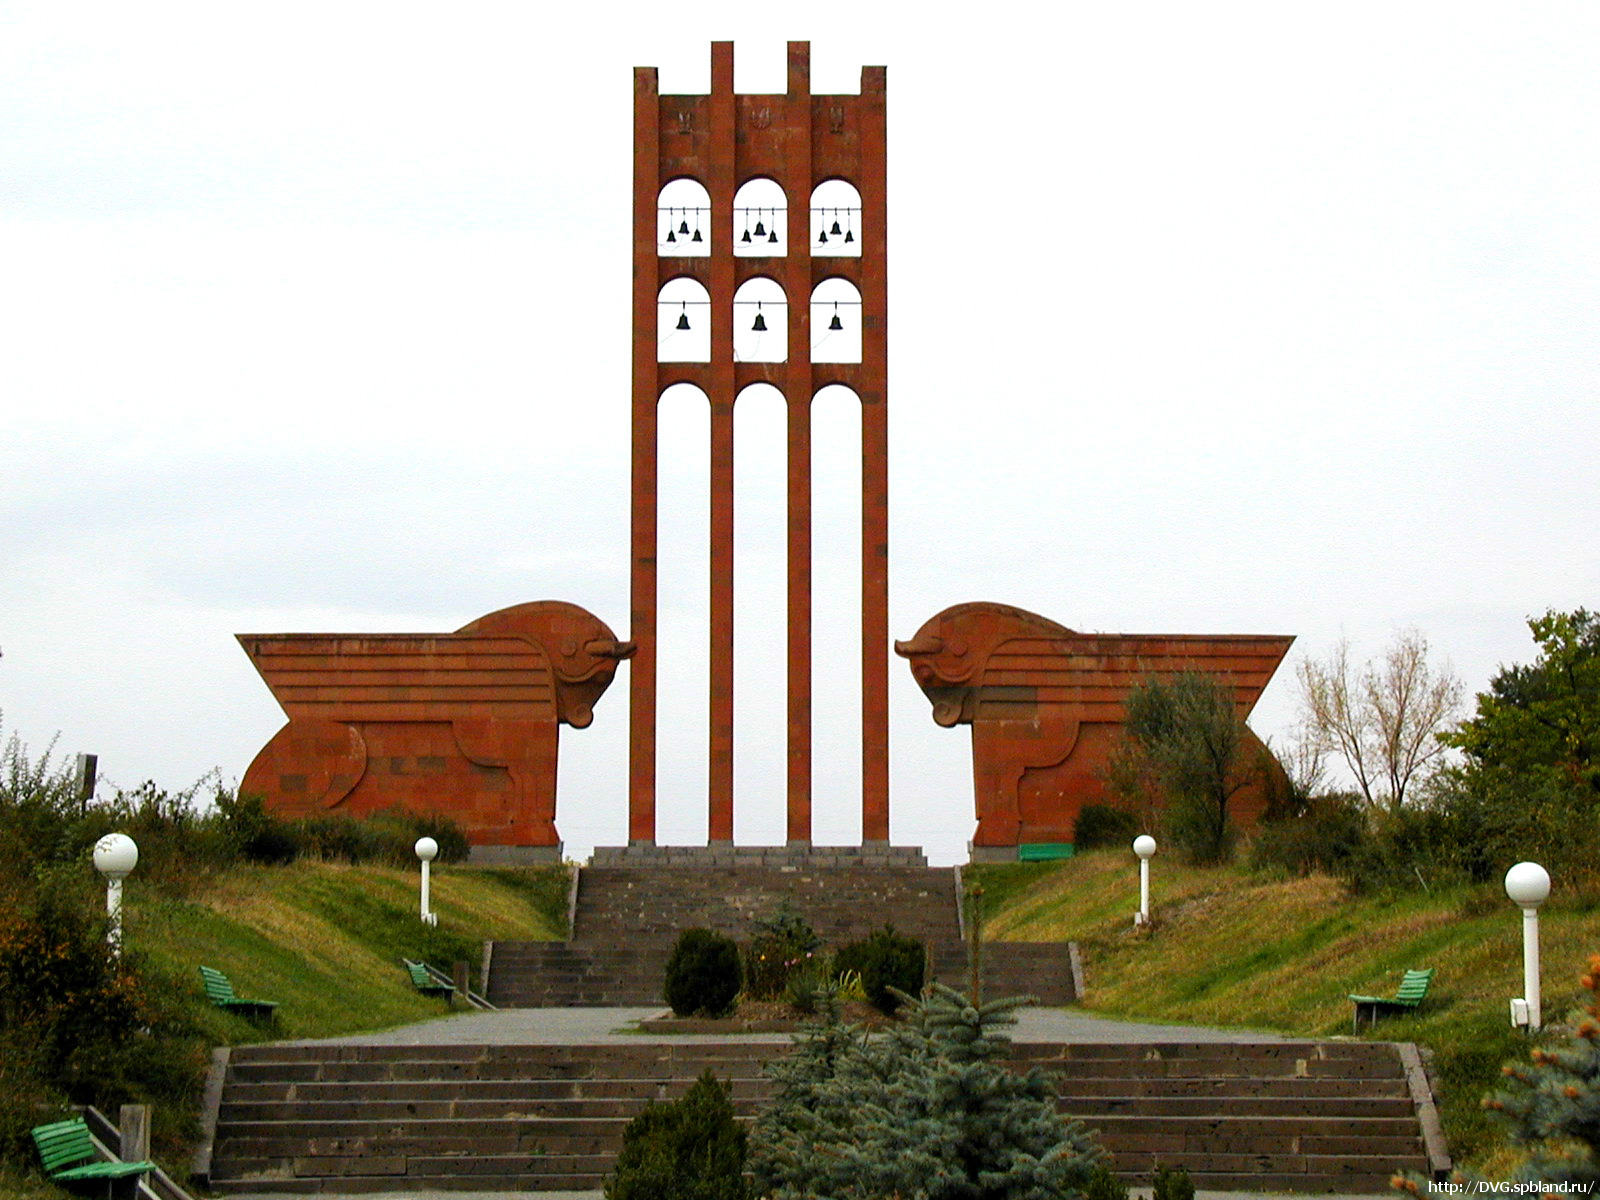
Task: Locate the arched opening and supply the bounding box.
[656,382,712,845]
[732,276,787,363]
[810,179,862,258]
[810,278,862,364]
[657,178,710,258]
[733,382,788,845]
[658,277,710,363]
[811,384,863,845]
[733,177,788,258]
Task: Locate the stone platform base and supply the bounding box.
[588,842,928,868]
[468,842,565,866]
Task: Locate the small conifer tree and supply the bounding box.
[605,1069,750,1200]
[751,981,1105,1199]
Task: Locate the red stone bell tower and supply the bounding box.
[626,42,889,851]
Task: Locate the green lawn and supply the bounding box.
[970,849,1600,1170]
[127,859,568,1044]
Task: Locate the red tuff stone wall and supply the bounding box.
[896,603,1293,848]
[238,601,633,849]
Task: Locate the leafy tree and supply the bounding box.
[1295,629,1463,812]
[1108,671,1255,863]
[751,982,1105,1200]
[1442,608,1599,796]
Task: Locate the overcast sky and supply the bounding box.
[4,2,1596,865]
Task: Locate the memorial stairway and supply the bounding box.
[201,1037,1441,1193]
[484,863,1079,1007]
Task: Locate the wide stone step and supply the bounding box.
[215,1123,630,1158]
[229,1042,778,1064]
[207,1036,1436,1194]
[225,1077,777,1103]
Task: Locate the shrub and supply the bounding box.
[663,929,741,1018]
[289,807,470,867]
[1073,804,1140,850]
[1248,792,1367,878]
[215,790,298,864]
[833,925,926,1015]
[784,955,833,1015]
[1152,1164,1195,1200]
[742,903,820,1001]
[0,861,208,1161]
[1083,1163,1129,1200]
[605,1069,750,1200]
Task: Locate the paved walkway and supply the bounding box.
[273,1004,1295,1047]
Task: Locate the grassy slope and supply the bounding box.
[127,861,568,1044]
[3,861,567,1199]
[971,851,1600,1170]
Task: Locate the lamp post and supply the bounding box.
[93,833,138,957]
[1504,861,1550,1031]
[1133,835,1157,927]
[416,837,439,927]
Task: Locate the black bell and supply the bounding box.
[829,305,843,332]
[830,218,843,236]
[666,227,677,244]
[742,228,752,243]
[754,215,767,237]
[752,303,767,332]
[818,227,828,245]
[692,227,702,243]
[844,229,854,244]
[678,218,690,235]
[676,304,690,331]
[768,226,778,244]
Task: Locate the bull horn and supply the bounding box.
[893,634,945,658]
[585,639,637,660]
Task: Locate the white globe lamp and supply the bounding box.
[416,837,440,926]
[93,833,139,956]
[1505,861,1551,1030]
[1133,835,1157,926]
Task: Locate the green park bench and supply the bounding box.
[1018,843,1075,862]
[198,965,279,1020]
[1349,966,1435,1031]
[31,1116,156,1195]
[404,958,456,998]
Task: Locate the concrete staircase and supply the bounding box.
[205,1042,773,1193]
[1014,1040,1438,1192]
[486,865,971,1007]
[203,1038,1437,1194]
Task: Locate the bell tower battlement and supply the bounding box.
[627,42,890,850]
